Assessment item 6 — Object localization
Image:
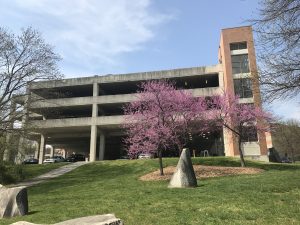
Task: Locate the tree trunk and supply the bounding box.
[238,137,246,167]
[158,150,164,176]
[290,147,295,163]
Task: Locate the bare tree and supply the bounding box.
[251,0,300,101]
[0,27,62,162]
[272,119,300,162]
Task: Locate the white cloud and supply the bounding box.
[0,0,174,76]
[269,99,300,121]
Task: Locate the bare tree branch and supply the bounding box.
[250,0,300,101]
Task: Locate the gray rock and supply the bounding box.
[54,214,123,225]
[0,185,28,218]
[168,148,197,188]
[10,222,38,225]
[10,214,123,225]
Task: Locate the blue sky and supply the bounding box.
[0,0,299,120]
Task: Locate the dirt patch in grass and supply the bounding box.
[140,165,264,181]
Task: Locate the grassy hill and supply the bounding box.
[1,157,300,225]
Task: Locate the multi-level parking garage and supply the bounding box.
[28,66,224,163]
[25,26,269,164]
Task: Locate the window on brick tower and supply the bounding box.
[231,54,250,74]
[241,126,258,142]
[234,78,253,98]
[230,42,247,51]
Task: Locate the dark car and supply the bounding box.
[23,158,38,164]
[66,154,86,162]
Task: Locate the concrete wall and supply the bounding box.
[30,65,221,89]
[30,87,222,109]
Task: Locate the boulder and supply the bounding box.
[10,214,123,225]
[168,148,197,188]
[0,184,28,218]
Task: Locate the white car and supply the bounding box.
[138,153,154,159]
[43,157,57,163]
[43,156,65,163]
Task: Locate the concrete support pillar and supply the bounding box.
[89,125,97,162]
[62,149,66,158]
[38,134,46,164]
[34,141,40,159]
[92,104,98,117]
[92,82,98,118]
[99,132,105,160]
[93,82,99,97]
[50,146,54,158]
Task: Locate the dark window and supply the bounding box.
[204,97,220,110]
[234,78,253,98]
[230,42,247,51]
[231,54,249,74]
[241,126,258,142]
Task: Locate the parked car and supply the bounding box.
[43,156,65,163]
[23,158,38,164]
[66,154,85,162]
[53,156,65,162]
[43,157,57,163]
[281,154,292,163]
[138,153,154,159]
[281,158,292,163]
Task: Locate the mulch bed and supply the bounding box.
[140,165,264,181]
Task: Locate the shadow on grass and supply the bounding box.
[27,211,39,215]
[191,157,300,171]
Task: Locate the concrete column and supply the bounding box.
[92,104,98,117]
[92,83,98,118]
[99,132,105,160]
[89,125,97,162]
[38,134,46,164]
[50,146,54,158]
[93,83,99,96]
[62,149,66,158]
[34,141,40,159]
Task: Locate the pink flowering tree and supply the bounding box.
[123,80,207,175]
[209,92,273,167]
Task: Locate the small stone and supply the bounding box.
[168,148,197,188]
[0,185,28,218]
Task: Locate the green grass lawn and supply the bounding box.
[1,157,300,225]
[0,163,68,185]
[21,163,69,180]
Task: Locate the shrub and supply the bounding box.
[0,163,24,185]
